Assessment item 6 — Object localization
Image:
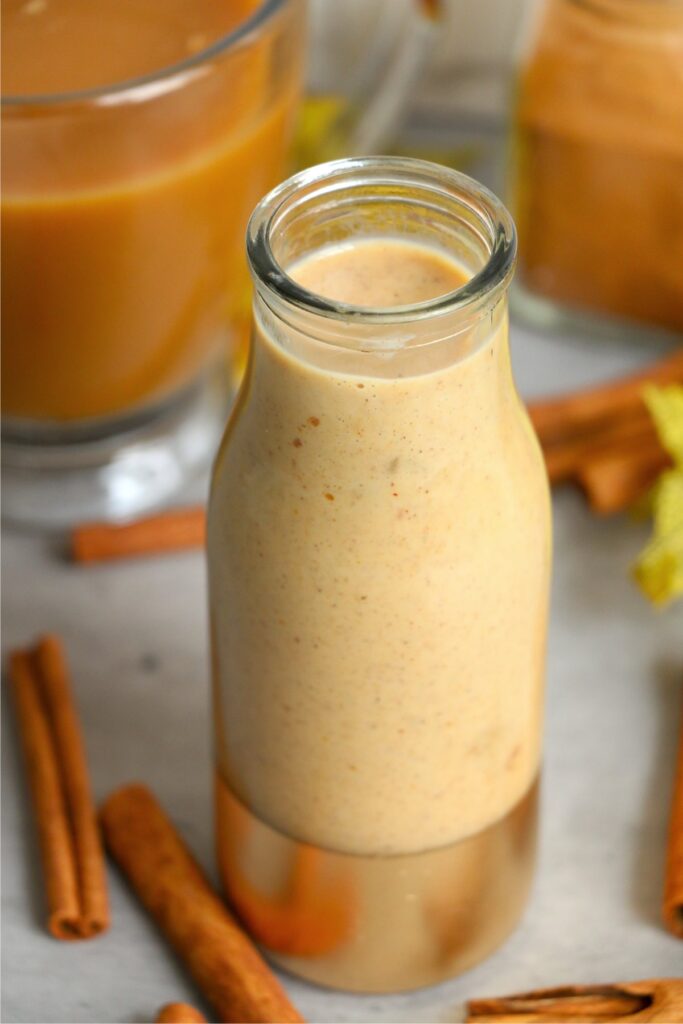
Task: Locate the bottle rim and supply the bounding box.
[247,156,517,327]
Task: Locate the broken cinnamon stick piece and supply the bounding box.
[8,638,109,939]
[71,506,205,563]
[664,699,683,939]
[577,437,670,516]
[100,784,304,1024]
[527,348,683,445]
[466,979,683,1023]
[155,1003,207,1024]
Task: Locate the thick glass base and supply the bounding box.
[2,370,230,530]
[511,279,682,348]
[215,772,539,994]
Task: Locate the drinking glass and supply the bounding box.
[1,0,304,527]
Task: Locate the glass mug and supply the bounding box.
[209,157,551,992]
[512,0,683,341]
[296,0,437,166]
[1,0,304,527]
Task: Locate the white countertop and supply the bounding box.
[2,322,682,1024]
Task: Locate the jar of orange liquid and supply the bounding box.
[512,0,683,341]
[1,0,304,526]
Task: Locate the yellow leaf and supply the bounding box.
[632,518,683,606]
[642,383,683,464]
[633,385,683,607]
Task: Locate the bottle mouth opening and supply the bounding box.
[246,157,517,327]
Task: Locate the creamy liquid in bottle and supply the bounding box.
[210,236,550,992]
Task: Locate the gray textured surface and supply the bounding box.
[2,322,682,1024]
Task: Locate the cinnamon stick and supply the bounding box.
[8,637,109,939]
[577,437,671,516]
[71,506,205,563]
[100,783,304,1024]
[527,348,683,445]
[527,349,681,508]
[542,410,658,485]
[155,1004,207,1024]
[664,699,683,939]
[466,979,683,1023]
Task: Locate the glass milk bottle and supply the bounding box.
[208,157,551,993]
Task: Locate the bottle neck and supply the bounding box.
[246,291,515,454]
[252,282,509,381]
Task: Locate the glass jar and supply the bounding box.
[208,157,551,993]
[512,0,683,340]
[1,0,304,527]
